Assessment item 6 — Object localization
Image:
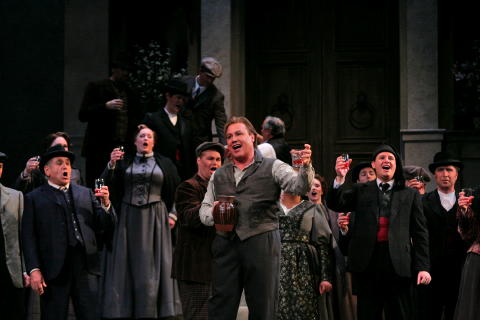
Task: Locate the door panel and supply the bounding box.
[246,0,398,182]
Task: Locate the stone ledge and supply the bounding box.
[400,128,446,142]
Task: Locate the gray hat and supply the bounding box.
[0,152,7,163]
[195,142,225,158]
[403,166,431,183]
[200,57,223,78]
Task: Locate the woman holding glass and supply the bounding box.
[307,175,356,320]
[101,124,182,319]
[454,187,480,320]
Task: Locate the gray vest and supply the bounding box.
[213,153,281,240]
[123,156,163,206]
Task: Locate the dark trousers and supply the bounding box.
[40,246,99,320]
[355,242,413,320]
[209,230,281,320]
[0,266,25,320]
[415,260,463,320]
[178,280,211,320]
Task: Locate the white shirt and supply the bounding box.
[437,190,456,211]
[257,143,277,159]
[376,178,394,192]
[200,160,314,226]
[48,180,70,190]
[164,107,178,126]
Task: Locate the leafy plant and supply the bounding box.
[452,40,480,130]
[129,41,185,108]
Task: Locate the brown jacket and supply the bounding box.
[172,174,216,283]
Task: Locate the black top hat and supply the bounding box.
[195,141,225,158]
[164,79,189,96]
[428,151,463,173]
[39,145,75,174]
[351,161,373,183]
[0,152,7,163]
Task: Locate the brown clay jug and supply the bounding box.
[212,195,237,232]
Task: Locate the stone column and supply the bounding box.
[64,0,109,174]
[399,0,443,190]
[201,0,245,121]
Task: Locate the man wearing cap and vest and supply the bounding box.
[143,79,196,181]
[173,141,224,320]
[182,57,227,146]
[21,145,115,320]
[0,152,29,319]
[327,144,431,320]
[200,116,314,320]
[415,152,468,320]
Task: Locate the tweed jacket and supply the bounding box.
[0,184,24,288]
[181,76,227,146]
[172,174,215,283]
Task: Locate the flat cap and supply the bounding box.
[0,152,7,163]
[200,57,223,78]
[195,141,225,158]
[403,165,431,183]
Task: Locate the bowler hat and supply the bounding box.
[164,79,189,96]
[428,151,463,173]
[196,142,225,158]
[351,162,373,183]
[371,144,400,161]
[0,152,7,163]
[40,145,75,174]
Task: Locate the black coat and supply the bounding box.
[21,183,116,281]
[422,190,468,268]
[142,110,196,181]
[79,79,142,157]
[326,180,430,278]
[267,136,292,165]
[181,76,227,146]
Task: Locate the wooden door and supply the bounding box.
[246,0,399,182]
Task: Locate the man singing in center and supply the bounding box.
[200,116,314,319]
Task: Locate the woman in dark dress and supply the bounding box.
[307,175,356,320]
[454,187,480,320]
[278,191,333,320]
[101,124,182,319]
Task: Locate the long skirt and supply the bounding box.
[453,252,480,320]
[102,201,182,319]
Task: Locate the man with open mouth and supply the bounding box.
[200,116,314,319]
[327,144,431,320]
[21,144,115,320]
[142,79,196,180]
[173,141,224,320]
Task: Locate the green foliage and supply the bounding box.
[129,41,185,107]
